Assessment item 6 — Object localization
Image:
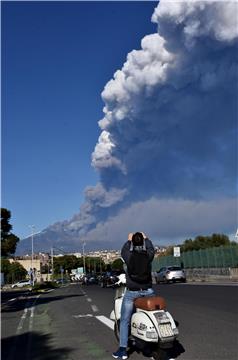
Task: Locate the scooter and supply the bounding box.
[110,274,179,360]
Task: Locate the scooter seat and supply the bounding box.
[134,296,166,311]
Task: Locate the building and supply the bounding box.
[10,253,51,282]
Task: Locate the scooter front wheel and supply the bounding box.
[152,347,169,360]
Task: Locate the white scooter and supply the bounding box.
[110,274,179,360]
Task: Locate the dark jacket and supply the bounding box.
[121,238,155,290]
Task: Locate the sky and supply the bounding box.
[2,1,238,247]
[2,1,157,239]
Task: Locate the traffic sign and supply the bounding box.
[173,246,180,257]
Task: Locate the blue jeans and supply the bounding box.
[119,288,154,348]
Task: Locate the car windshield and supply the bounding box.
[168,267,182,271]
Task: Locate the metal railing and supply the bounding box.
[152,245,238,270]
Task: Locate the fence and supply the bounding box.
[152,245,238,270]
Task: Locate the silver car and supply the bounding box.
[156,266,186,284]
[11,280,32,288]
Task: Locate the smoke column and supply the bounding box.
[52,1,238,246]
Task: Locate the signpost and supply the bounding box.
[77,267,84,274]
[60,266,64,284]
[173,246,181,257]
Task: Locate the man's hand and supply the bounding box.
[141,232,147,239]
[128,233,133,241]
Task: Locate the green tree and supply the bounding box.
[180,233,231,252]
[53,255,82,275]
[111,258,124,271]
[1,259,27,283]
[1,208,19,257]
[85,257,105,273]
[52,255,106,275]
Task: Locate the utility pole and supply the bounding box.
[100,257,102,274]
[82,242,86,275]
[51,247,54,279]
[28,225,35,286]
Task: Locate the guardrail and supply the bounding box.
[185,267,238,282]
[153,246,238,269]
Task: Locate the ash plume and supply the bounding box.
[52,1,238,246]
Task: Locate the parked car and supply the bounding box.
[81,275,99,285]
[11,280,32,288]
[156,266,186,284]
[54,278,67,284]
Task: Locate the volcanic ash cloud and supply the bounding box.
[66,1,238,244]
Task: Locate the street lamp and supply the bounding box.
[82,242,86,275]
[28,225,35,286]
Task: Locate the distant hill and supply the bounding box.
[16,226,120,255]
[16,218,166,255]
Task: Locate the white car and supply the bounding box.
[11,280,32,288]
[157,266,186,283]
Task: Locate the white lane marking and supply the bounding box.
[95,315,114,330]
[73,314,93,318]
[28,294,40,332]
[16,294,40,334]
[91,304,98,312]
[29,307,34,331]
[8,298,16,302]
[16,307,29,333]
[87,297,92,302]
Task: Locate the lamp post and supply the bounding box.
[82,242,86,275]
[28,225,35,286]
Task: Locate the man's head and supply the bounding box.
[132,232,144,247]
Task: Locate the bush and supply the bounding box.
[33,281,58,291]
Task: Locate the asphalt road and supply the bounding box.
[1,282,238,360]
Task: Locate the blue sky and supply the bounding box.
[2,1,237,249]
[2,1,157,239]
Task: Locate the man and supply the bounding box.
[112,232,155,360]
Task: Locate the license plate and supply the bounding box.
[159,323,174,337]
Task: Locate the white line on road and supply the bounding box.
[91,304,99,312]
[95,315,114,330]
[87,297,92,302]
[16,307,29,333]
[73,314,93,318]
[29,307,35,331]
[8,298,16,302]
[16,294,40,334]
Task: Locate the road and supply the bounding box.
[1,282,238,360]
